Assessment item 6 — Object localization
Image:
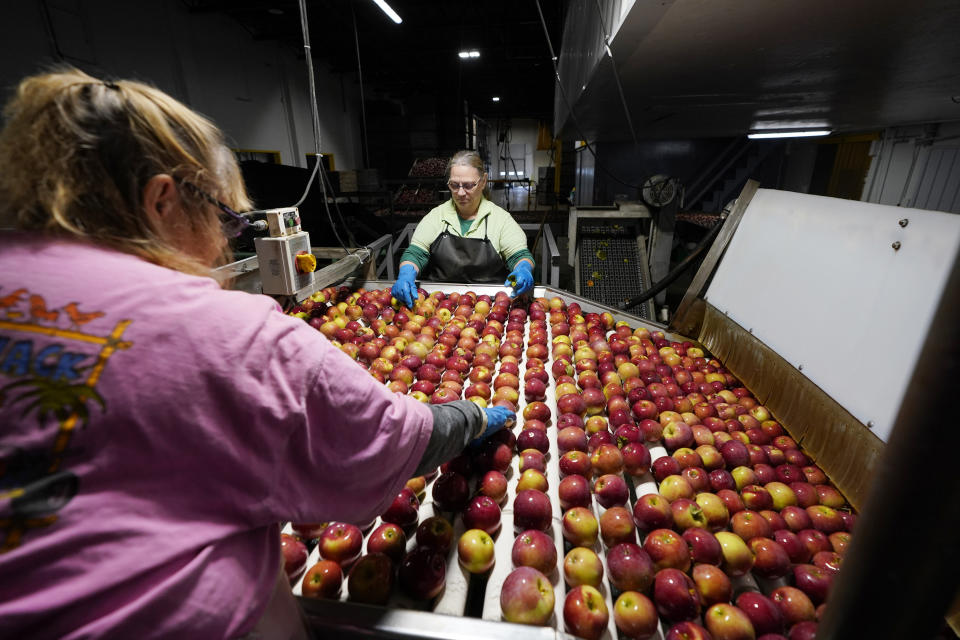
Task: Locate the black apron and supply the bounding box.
[421,217,509,284]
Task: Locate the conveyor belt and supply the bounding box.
[577,223,653,319]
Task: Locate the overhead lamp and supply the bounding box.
[492,96,500,102]
[748,130,831,139]
[459,50,480,59]
[371,0,402,24]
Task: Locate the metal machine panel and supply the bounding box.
[705,188,960,441]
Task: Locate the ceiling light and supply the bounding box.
[459,50,480,59]
[748,130,831,139]
[469,50,480,58]
[492,96,500,102]
[267,8,284,15]
[371,0,402,24]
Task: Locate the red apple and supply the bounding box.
[736,591,785,636]
[380,487,420,528]
[770,586,816,626]
[606,542,655,592]
[792,564,833,604]
[665,621,713,639]
[805,505,845,533]
[560,450,592,477]
[590,443,625,476]
[416,515,455,555]
[622,442,653,476]
[683,527,723,565]
[562,506,600,547]
[644,528,691,572]
[780,506,813,532]
[559,474,592,511]
[652,455,682,482]
[594,473,630,509]
[600,506,637,547]
[462,495,502,535]
[514,489,552,532]
[300,559,342,599]
[512,529,558,575]
[741,484,774,511]
[774,529,811,564]
[398,547,446,600]
[654,568,701,622]
[813,550,843,575]
[479,470,508,503]
[365,522,406,564]
[709,469,737,492]
[749,536,791,579]
[347,553,393,605]
[731,509,772,541]
[564,585,610,640]
[319,522,363,567]
[558,426,589,453]
[432,471,470,512]
[691,562,732,606]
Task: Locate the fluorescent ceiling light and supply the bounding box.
[492,96,500,102]
[748,130,831,139]
[459,50,480,58]
[371,0,402,24]
[469,50,480,58]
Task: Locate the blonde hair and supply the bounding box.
[447,150,491,199]
[0,66,252,276]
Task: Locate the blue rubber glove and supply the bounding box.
[504,261,534,298]
[391,263,418,309]
[471,406,516,445]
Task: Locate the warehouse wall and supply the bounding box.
[485,119,554,210]
[862,122,960,213]
[0,1,363,171]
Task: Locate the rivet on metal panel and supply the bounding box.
[898,218,909,228]
[798,364,804,371]
[891,241,901,250]
[748,328,753,334]
[867,421,874,428]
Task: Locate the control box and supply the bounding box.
[254,231,315,296]
[264,207,302,237]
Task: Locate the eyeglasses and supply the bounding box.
[448,180,481,193]
[180,181,250,238]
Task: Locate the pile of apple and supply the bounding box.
[283,287,855,640]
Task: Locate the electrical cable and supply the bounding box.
[533,0,644,191]
[619,214,726,310]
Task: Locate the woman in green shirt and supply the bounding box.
[391,150,535,307]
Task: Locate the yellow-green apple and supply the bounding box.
[562,506,599,547]
[652,456,682,482]
[319,522,363,567]
[696,444,724,470]
[704,603,756,640]
[366,522,406,564]
[347,553,393,605]
[606,542,655,592]
[594,473,630,509]
[512,529,558,574]
[398,547,446,600]
[659,474,695,502]
[500,566,555,624]
[405,475,426,497]
[770,586,816,626]
[517,468,549,493]
[730,466,757,491]
[654,567,701,622]
[773,528,811,564]
[748,536,791,579]
[644,528,691,572]
[731,510,772,541]
[416,515,454,554]
[764,482,798,511]
[671,498,710,531]
[458,529,496,574]
[479,470,508,503]
[564,585,610,640]
[683,527,723,565]
[591,443,624,475]
[736,591,784,636]
[300,559,342,599]
[514,489,552,532]
[633,493,674,532]
[614,591,659,640]
[600,506,637,547]
[559,474,592,510]
[281,534,308,584]
[563,546,604,588]
[714,531,754,576]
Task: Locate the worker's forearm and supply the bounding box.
[413,401,487,476]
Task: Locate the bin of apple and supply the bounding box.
[284,286,855,640]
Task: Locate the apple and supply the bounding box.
[517,468,549,493]
[633,493,674,532]
[588,431,615,452]
[606,542,655,592]
[683,527,723,565]
[769,586,816,627]
[736,591,785,636]
[695,492,730,531]
[523,401,552,423]
[291,522,328,540]
[622,442,653,476]
[281,534,308,584]
[380,487,420,528]
[792,564,832,604]
[789,621,819,640]
[600,506,637,547]
[714,531,754,576]
[752,463,777,485]
[731,510,772,541]
[761,447,786,467]
[805,505,845,533]
[563,546,604,589]
[741,484,774,511]
[319,522,363,567]
[300,559,342,599]
[775,464,804,485]
[514,489,553,532]
[559,474,592,510]
[673,447,703,469]
[813,550,843,575]
[704,603,756,640]
[479,470,508,503]
[717,489,745,514]
[665,621,713,640]
[671,498,709,531]
[590,443,624,476]
[405,475,426,497]
[801,465,828,485]
[558,426,589,453]
[639,417,664,440]
[773,528,811,564]
[828,531,852,556]
[731,466,757,491]
[458,528,496,574]
[709,469,737,492]
[594,473,630,509]
[512,529,558,575]
[643,528,691,572]
[654,568,701,622]
[366,522,406,564]
[759,509,788,532]
[659,474,695,502]
[520,449,547,475]
[347,553,393,605]
[432,472,470,512]
[764,482,798,511]
[720,441,751,468]
[462,495,502,535]
[691,562,732,606]
[564,585,610,640]
[398,547,446,600]
[562,506,599,547]
[749,536,791,579]
[560,451,592,477]
[614,591,659,640]
[663,421,695,451]
[652,455,682,482]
